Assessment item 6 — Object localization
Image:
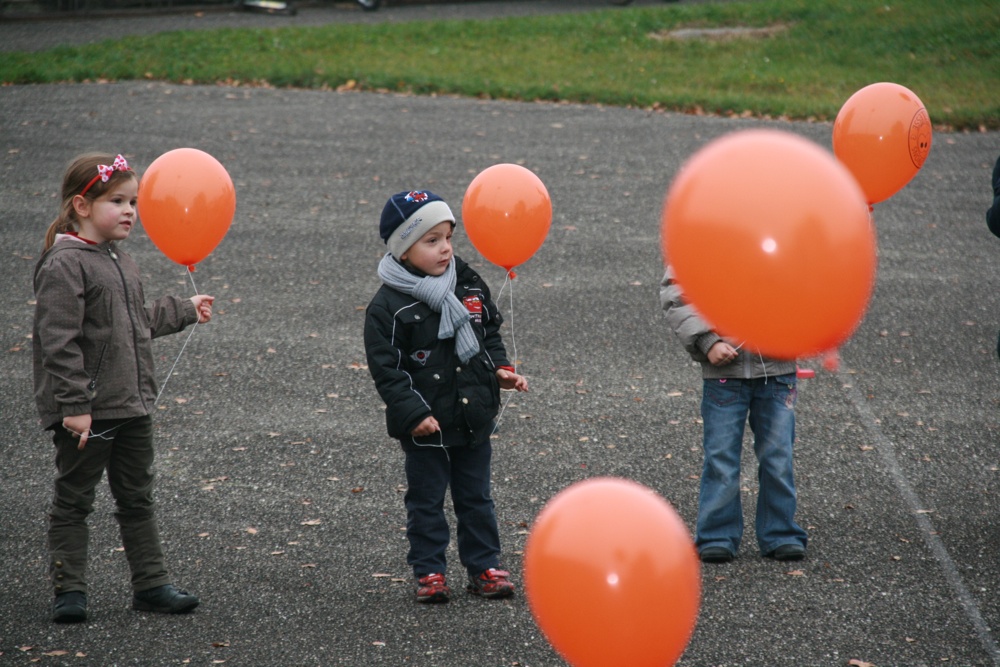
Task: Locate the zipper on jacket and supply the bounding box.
[109,247,149,412]
[87,344,107,391]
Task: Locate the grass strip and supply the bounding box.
[2,0,998,129]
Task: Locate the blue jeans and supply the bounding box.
[697,374,807,556]
[402,441,501,579]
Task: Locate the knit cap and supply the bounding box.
[379,190,455,260]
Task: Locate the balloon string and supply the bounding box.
[154,318,198,406]
[495,270,509,303]
[732,340,768,383]
[153,268,201,405]
[491,270,516,435]
[505,271,517,375]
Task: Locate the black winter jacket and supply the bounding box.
[364,257,510,449]
[987,154,1000,238]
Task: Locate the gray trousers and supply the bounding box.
[48,416,170,596]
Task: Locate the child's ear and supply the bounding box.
[71,194,91,219]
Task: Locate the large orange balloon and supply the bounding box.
[525,478,700,667]
[833,82,932,205]
[662,129,876,360]
[462,163,552,273]
[137,148,236,270]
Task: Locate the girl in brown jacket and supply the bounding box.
[33,152,214,623]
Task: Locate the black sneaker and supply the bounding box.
[133,584,200,614]
[52,591,87,623]
[699,547,735,564]
[766,544,806,562]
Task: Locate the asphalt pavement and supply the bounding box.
[2,3,1000,666]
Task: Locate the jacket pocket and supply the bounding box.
[772,373,798,408]
[456,354,500,430]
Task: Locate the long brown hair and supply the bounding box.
[44,152,137,250]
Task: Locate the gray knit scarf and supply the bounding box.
[378,253,480,363]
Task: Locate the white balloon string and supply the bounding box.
[504,271,517,373]
[495,270,510,303]
[491,271,516,435]
[153,268,202,405]
[154,319,198,406]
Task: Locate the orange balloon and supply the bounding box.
[137,148,236,269]
[662,129,876,360]
[833,82,932,205]
[462,163,552,273]
[525,478,700,667]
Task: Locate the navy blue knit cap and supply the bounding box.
[379,190,455,259]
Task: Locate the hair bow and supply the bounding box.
[80,154,131,196]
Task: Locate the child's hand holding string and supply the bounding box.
[411,415,441,437]
[496,368,528,392]
[62,414,92,450]
[707,340,739,367]
[191,295,215,324]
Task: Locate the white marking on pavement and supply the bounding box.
[846,380,1000,664]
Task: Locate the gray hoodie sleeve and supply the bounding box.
[659,266,721,362]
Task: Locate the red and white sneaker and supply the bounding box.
[467,568,515,599]
[416,573,450,603]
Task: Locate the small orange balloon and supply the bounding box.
[138,148,236,269]
[662,129,876,360]
[833,82,932,205]
[525,478,700,667]
[462,163,552,273]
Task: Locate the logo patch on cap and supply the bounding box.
[405,191,429,203]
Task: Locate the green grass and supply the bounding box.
[3,0,998,129]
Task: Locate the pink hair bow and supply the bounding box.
[81,154,131,196]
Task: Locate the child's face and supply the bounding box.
[401,221,454,276]
[75,178,139,244]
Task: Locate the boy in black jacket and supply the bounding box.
[364,190,528,604]
[986,154,1000,238]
